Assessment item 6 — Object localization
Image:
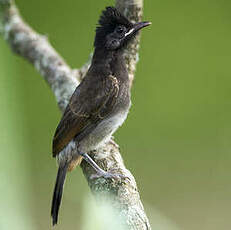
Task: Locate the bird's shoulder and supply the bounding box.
[69,71,119,115]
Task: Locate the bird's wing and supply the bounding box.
[52,75,119,157]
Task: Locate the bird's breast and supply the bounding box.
[78,102,130,153]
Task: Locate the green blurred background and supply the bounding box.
[0,0,231,229]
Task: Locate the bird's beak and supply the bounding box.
[133,21,152,32]
[124,21,151,39]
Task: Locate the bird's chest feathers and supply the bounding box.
[100,108,129,132]
[83,107,130,151]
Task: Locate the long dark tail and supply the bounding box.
[51,164,68,226]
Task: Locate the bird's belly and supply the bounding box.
[57,110,128,169]
[78,109,129,153]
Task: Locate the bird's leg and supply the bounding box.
[79,152,107,175]
[79,152,128,180]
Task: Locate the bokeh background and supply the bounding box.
[0,0,231,229]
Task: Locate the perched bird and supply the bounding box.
[51,6,150,225]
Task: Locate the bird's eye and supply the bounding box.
[116,26,125,34]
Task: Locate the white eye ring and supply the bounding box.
[124,28,134,37]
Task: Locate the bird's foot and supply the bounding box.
[90,171,129,181]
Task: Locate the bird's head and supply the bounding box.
[94,7,151,50]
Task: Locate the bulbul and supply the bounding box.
[51,6,150,225]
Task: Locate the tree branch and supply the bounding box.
[0,0,151,229]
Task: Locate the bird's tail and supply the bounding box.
[51,164,68,226]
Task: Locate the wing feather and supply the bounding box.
[52,75,119,157]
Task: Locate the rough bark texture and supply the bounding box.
[0,0,151,229]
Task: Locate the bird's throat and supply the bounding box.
[92,47,126,77]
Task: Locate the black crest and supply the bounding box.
[98,7,132,28]
[94,7,133,48]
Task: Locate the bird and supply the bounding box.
[51,6,151,226]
